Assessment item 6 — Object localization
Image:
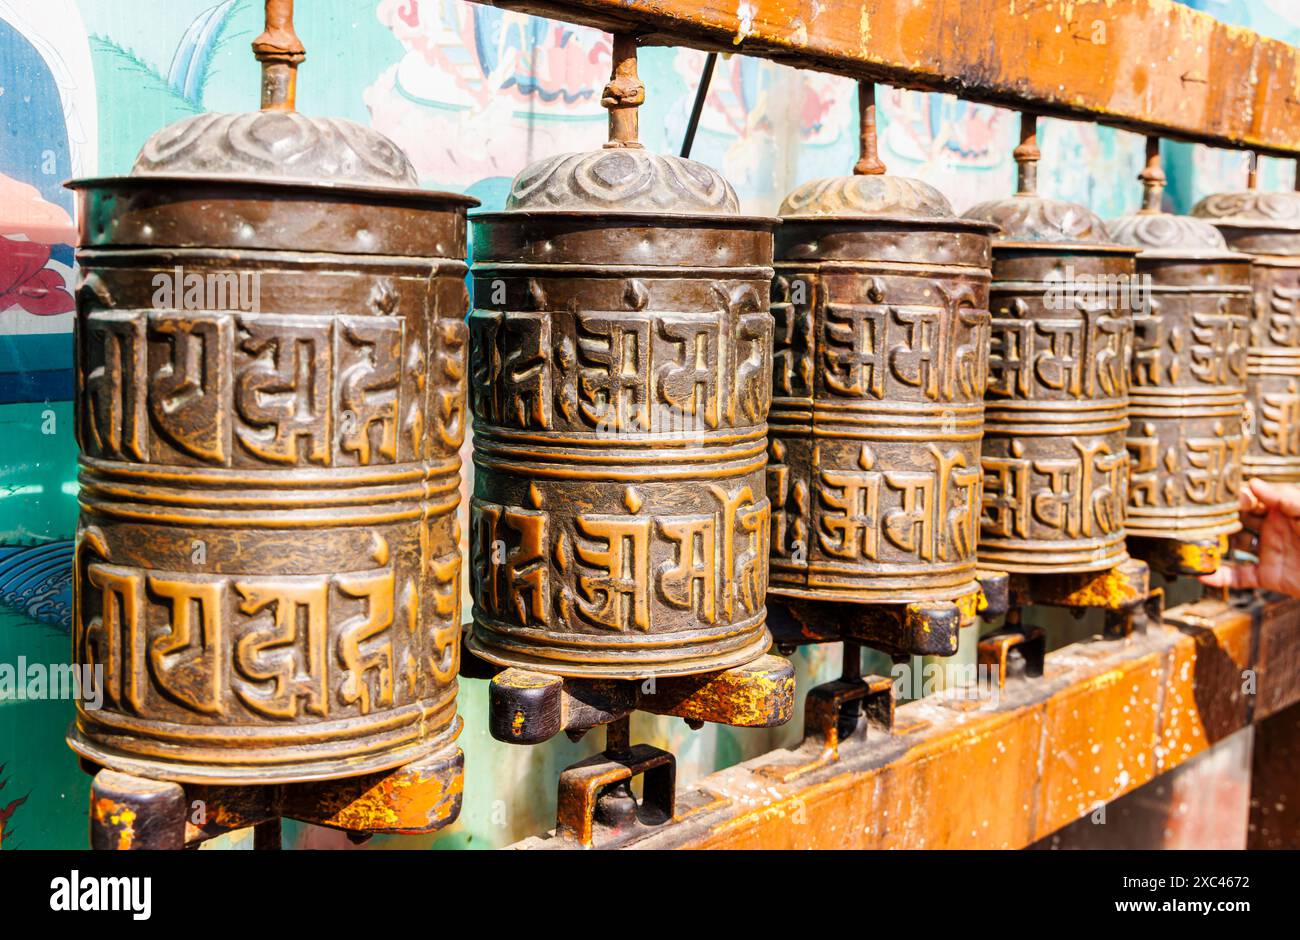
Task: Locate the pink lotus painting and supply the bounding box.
[0,174,75,320]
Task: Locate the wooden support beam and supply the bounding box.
[514,596,1299,849]
[1248,700,1300,849]
[485,0,1300,156]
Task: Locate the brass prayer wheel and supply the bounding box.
[963,115,1138,573]
[66,6,475,784]
[1192,172,1300,484]
[768,83,995,654]
[466,36,778,678]
[1109,139,1250,552]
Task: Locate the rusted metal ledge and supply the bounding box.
[513,596,1300,849]
[486,0,1300,156]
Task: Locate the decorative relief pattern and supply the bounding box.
[1195,201,1300,483]
[1123,275,1250,538]
[75,531,460,725]
[1107,213,1229,253]
[986,298,1131,403]
[505,149,740,214]
[80,307,466,468]
[977,254,1136,573]
[469,285,771,435]
[979,435,1128,543]
[778,176,955,219]
[767,239,992,604]
[132,111,420,187]
[467,220,775,678]
[1243,267,1300,481]
[1192,191,1300,228]
[964,194,1112,245]
[471,482,768,637]
[71,246,468,781]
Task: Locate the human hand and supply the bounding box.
[1201,478,1300,597]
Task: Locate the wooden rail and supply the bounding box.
[515,597,1300,848]
[488,0,1300,157]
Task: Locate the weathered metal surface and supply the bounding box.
[768,84,995,657]
[86,746,465,848]
[965,116,1137,574]
[1006,558,1158,639]
[467,37,779,679]
[1128,533,1229,577]
[1107,141,1250,565]
[779,598,963,658]
[554,740,675,848]
[484,0,1300,156]
[977,627,1046,690]
[90,769,186,851]
[279,746,465,835]
[513,597,1289,849]
[66,2,472,789]
[481,655,795,745]
[768,571,1009,657]
[1038,724,1253,849]
[760,643,895,780]
[1193,189,1300,484]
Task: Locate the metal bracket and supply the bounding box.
[477,648,795,745]
[803,674,896,758]
[555,741,676,848]
[1127,534,1228,577]
[772,598,963,657]
[977,627,1046,690]
[1006,557,1155,639]
[756,666,895,783]
[85,745,464,849]
[769,572,1008,657]
[975,569,1011,620]
[91,769,187,850]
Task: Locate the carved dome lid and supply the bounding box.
[962,193,1119,247]
[503,147,740,215]
[780,174,954,219]
[1191,190,1300,230]
[1106,210,1245,259]
[128,110,421,191]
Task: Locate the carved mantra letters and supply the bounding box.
[77,538,460,722]
[467,217,777,678]
[1123,261,1251,540]
[767,223,993,605]
[1192,205,1300,484]
[977,251,1137,573]
[1244,279,1300,481]
[69,181,472,784]
[81,309,466,467]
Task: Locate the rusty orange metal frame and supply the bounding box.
[486,0,1300,156]
[514,597,1300,849]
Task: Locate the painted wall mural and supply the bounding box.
[0,0,1294,849]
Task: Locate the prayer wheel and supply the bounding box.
[1192,173,1300,484]
[466,37,778,678]
[768,84,996,654]
[66,3,474,785]
[963,116,1138,573]
[1109,140,1250,552]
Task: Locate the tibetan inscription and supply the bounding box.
[767,220,993,606]
[69,186,471,785]
[978,251,1137,573]
[1124,262,1251,540]
[467,214,778,679]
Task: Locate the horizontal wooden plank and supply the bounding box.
[488,0,1300,156]
[514,597,1291,849]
